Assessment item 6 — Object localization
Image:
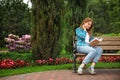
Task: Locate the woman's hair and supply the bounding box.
[80,18,93,36]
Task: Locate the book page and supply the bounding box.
[89,37,103,47]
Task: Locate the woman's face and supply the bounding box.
[83,21,92,29]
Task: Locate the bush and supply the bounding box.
[4,34,31,52]
[0,52,33,62]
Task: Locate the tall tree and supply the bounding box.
[68,0,88,28]
[31,0,64,59]
[57,0,88,58]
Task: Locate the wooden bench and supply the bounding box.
[73,35,120,72]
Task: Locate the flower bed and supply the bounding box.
[77,56,120,63]
[0,58,30,69]
[0,57,73,69]
[0,56,119,69]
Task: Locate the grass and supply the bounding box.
[0,64,72,77]
[0,62,120,77]
[86,62,120,68]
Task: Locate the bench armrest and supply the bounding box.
[73,35,77,54]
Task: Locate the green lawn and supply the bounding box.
[0,62,120,77]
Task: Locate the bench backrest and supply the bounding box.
[73,35,120,53]
[98,37,120,50]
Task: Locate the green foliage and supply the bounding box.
[94,32,120,36]
[31,0,65,60]
[86,0,120,34]
[57,0,90,58]
[67,0,88,27]
[0,0,31,47]
[117,51,120,54]
[57,6,73,58]
[102,33,120,37]
[109,1,120,34]
[0,47,7,51]
[0,52,33,62]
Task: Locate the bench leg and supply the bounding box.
[73,54,77,73]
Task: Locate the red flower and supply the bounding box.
[15,60,26,67]
[0,58,15,69]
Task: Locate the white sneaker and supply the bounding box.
[77,67,83,75]
[88,67,96,75]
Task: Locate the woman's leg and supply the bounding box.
[88,47,103,74]
[93,47,103,63]
[88,62,96,74]
[77,46,97,64]
[77,46,97,74]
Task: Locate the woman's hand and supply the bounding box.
[82,25,86,31]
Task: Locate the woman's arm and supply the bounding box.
[75,28,86,39]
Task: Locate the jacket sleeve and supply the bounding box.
[75,28,86,39]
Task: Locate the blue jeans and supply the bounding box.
[77,46,103,64]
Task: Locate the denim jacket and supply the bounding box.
[75,27,94,46]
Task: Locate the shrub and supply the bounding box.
[0,52,33,62]
[4,34,31,52]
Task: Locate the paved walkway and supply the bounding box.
[0,69,120,80]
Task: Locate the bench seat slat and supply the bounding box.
[75,53,120,56]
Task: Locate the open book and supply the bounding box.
[89,37,103,47]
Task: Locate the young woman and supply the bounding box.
[75,18,103,75]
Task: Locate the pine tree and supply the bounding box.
[31,0,64,59]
